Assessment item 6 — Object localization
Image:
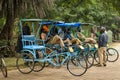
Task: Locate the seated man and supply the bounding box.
[48,35,65,48]
[22,23,31,35]
[40,25,65,49]
[40,24,49,40]
[77,27,96,44]
[63,28,82,51]
[77,27,86,41]
[89,27,97,39]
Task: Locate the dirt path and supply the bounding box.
[0,42,120,80]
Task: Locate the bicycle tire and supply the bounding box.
[86,52,94,68]
[33,62,45,72]
[93,51,99,64]
[107,48,119,62]
[67,56,87,76]
[1,58,7,77]
[93,49,108,64]
[16,53,34,74]
[33,50,45,72]
[53,54,66,64]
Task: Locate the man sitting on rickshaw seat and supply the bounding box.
[23,23,31,35]
[49,27,75,52]
[15,23,31,53]
[63,28,82,51]
[40,24,49,40]
[40,26,65,49]
[47,35,65,49]
[77,27,96,44]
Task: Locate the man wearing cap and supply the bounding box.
[97,27,108,67]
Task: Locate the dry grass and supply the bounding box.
[4,57,17,70]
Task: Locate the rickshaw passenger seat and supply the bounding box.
[22,35,45,50]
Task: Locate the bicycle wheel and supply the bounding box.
[33,50,45,72]
[16,52,34,74]
[33,61,45,72]
[107,48,119,62]
[53,54,66,64]
[94,50,108,64]
[86,52,94,68]
[67,56,87,76]
[0,58,7,77]
[93,51,99,64]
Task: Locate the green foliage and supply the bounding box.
[0,40,7,46]
[0,0,120,42]
[111,24,118,29]
[54,0,119,26]
[53,0,120,38]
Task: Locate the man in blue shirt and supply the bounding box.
[63,28,82,52]
[97,27,108,67]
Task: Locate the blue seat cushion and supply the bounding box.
[23,45,45,50]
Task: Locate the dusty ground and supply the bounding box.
[0,42,120,80]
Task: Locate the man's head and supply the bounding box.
[100,27,106,33]
[77,27,81,32]
[42,24,49,32]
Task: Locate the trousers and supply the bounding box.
[98,47,107,66]
[48,35,65,48]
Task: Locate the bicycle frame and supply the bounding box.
[34,47,77,67]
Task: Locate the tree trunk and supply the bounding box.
[0,0,15,41]
[0,0,53,57]
[0,0,15,57]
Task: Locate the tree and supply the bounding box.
[53,0,120,40]
[0,0,54,56]
[0,0,54,43]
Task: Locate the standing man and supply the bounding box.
[97,27,108,67]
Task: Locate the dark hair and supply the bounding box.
[66,28,71,34]
[61,27,66,32]
[77,27,81,32]
[100,27,105,33]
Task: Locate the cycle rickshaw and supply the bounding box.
[16,19,88,76]
[76,25,119,67]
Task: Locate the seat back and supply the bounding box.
[22,35,37,47]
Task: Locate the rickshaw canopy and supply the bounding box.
[55,22,81,27]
